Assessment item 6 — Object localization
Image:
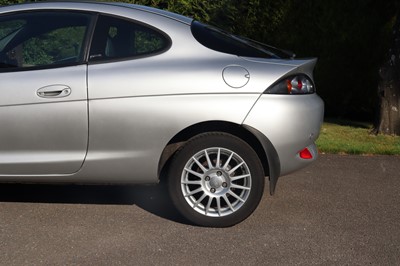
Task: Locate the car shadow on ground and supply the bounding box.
[0,182,188,225]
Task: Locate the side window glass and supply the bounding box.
[0,12,91,70]
[89,15,170,61]
[21,26,87,67]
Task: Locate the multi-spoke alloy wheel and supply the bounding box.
[182,147,251,217]
[168,132,265,227]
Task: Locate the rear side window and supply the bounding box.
[0,12,92,70]
[89,15,170,62]
[191,21,291,59]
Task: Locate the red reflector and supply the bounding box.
[299,148,313,159]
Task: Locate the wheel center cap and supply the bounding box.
[209,176,223,188]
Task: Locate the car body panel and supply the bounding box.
[0,65,88,175]
[80,94,259,183]
[243,94,324,176]
[0,94,259,183]
[87,55,299,99]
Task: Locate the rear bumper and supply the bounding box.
[243,93,324,177]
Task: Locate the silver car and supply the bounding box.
[0,2,324,227]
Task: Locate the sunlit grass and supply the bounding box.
[316,120,400,155]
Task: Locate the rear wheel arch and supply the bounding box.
[157,121,270,180]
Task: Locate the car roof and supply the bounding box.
[0,1,193,25]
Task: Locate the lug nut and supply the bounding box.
[222,182,228,188]
[205,176,210,181]
[210,188,216,193]
[217,171,222,176]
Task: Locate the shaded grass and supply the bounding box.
[316,120,400,155]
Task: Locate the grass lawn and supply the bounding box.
[316,119,400,155]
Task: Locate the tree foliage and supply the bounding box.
[0,0,24,5]
[112,0,290,38]
[269,0,396,121]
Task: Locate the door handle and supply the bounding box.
[37,85,71,98]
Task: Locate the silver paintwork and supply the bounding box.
[0,65,88,175]
[0,2,324,192]
[243,94,324,176]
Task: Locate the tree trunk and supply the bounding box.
[374,13,400,135]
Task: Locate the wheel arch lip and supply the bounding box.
[242,125,281,195]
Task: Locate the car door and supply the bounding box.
[0,11,92,175]
[84,14,173,181]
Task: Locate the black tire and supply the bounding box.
[167,132,265,227]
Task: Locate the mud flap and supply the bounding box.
[268,162,280,195]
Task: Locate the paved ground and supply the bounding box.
[0,155,399,265]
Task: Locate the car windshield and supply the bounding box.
[191,21,293,59]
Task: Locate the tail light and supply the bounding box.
[265,74,315,94]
